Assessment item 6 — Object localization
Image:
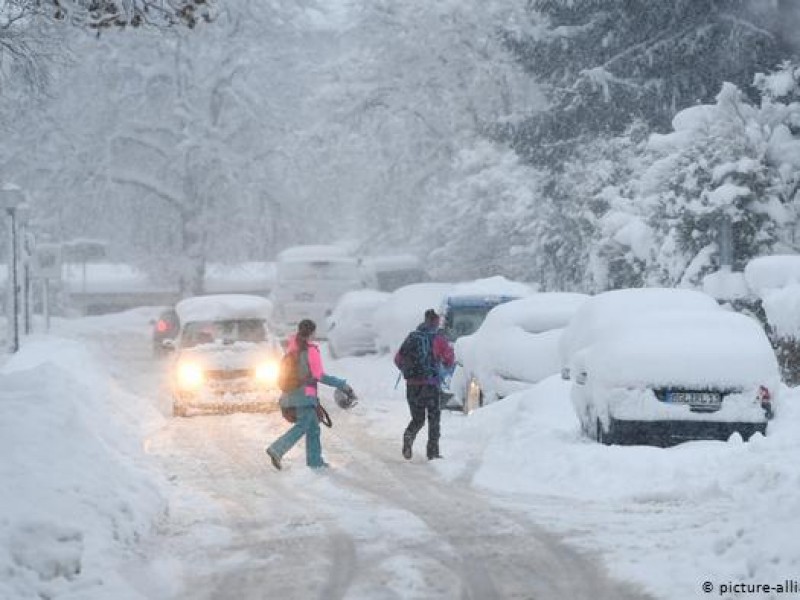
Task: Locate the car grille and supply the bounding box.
[206,369,252,380]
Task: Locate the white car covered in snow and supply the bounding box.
[559,287,721,381]
[326,289,391,358]
[455,293,589,413]
[568,300,778,445]
[169,294,283,417]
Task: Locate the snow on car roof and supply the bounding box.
[277,245,356,263]
[482,293,589,332]
[744,255,800,295]
[559,287,720,365]
[175,294,273,323]
[586,310,779,389]
[446,276,533,299]
[334,289,391,309]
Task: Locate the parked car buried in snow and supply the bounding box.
[559,287,721,382]
[454,293,589,413]
[439,284,530,409]
[169,294,283,417]
[571,309,778,446]
[326,289,390,358]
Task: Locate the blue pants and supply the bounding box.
[269,406,324,467]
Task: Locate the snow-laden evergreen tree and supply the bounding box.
[502,0,793,165]
[636,82,795,287]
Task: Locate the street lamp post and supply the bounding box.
[15,205,32,335]
[0,185,25,353]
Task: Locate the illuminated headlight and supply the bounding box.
[255,361,279,385]
[177,361,204,390]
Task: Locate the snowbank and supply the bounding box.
[744,255,800,294]
[0,325,168,599]
[761,284,800,338]
[702,268,750,300]
[435,376,800,600]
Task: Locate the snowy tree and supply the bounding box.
[290,0,538,254]
[2,0,316,293]
[501,0,792,165]
[421,140,544,282]
[637,83,793,287]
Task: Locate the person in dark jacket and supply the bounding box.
[394,309,455,460]
[266,319,353,470]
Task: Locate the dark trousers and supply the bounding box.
[404,384,441,457]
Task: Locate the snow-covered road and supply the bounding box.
[122,348,649,599]
[137,412,650,600]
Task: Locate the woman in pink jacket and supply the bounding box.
[266,319,353,470]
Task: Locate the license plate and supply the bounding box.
[668,391,721,408]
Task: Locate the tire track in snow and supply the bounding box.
[93,324,652,600]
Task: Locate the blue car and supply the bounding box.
[439,294,521,409]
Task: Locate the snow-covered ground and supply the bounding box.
[2,309,799,599]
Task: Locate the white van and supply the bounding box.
[272,245,364,336]
[361,254,429,292]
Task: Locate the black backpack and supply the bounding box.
[397,330,436,380]
[278,350,302,392]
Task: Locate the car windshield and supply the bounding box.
[444,306,494,341]
[181,319,267,347]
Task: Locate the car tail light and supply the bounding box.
[156,319,169,333]
[758,385,774,420]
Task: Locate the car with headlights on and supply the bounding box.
[571,309,778,446]
[169,294,283,417]
[455,293,588,413]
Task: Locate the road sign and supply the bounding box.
[32,243,62,279]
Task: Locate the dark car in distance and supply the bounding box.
[152,307,180,357]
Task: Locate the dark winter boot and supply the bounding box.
[427,441,441,460]
[402,436,413,460]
